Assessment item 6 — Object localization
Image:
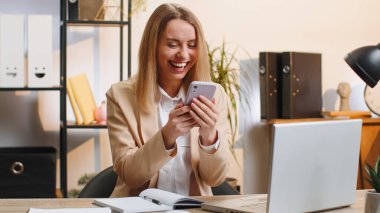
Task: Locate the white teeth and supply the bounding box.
[171,62,187,68]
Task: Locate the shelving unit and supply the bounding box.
[59,0,132,197]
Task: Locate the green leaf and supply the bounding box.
[366,164,380,191]
[375,156,380,175]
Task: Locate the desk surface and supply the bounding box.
[0,190,367,213]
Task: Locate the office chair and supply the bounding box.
[78,166,239,198]
[78,166,117,198]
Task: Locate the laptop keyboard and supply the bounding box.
[240,196,267,213]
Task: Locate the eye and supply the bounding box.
[188,42,197,49]
[167,42,178,48]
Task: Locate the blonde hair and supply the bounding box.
[135,3,210,111]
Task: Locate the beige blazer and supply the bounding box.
[106,77,229,197]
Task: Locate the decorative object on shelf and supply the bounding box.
[68,0,104,21]
[364,82,380,116]
[337,82,351,111]
[96,0,120,21]
[95,101,107,125]
[67,73,97,125]
[95,0,146,21]
[364,156,380,212]
[0,15,25,87]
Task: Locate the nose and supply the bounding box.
[177,46,189,59]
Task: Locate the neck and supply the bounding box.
[159,80,182,97]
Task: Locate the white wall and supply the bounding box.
[1,0,380,193]
[130,0,380,193]
[132,0,380,111]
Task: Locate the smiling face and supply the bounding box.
[157,19,198,91]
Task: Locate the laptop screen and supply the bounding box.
[268,119,362,213]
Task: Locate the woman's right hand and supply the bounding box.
[161,102,196,149]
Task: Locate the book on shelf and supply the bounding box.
[67,73,96,125]
[66,81,83,124]
[94,188,203,213]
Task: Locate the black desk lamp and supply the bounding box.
[344,43,380,88]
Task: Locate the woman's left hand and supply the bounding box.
[189,95,218,146]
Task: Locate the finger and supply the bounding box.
[190,103,217,127]
[180,119,197,128]
[175,102,184,109]
[175,113,195,123]
[189,110,210,128]
[171,105,192,117]
[197,96,218,114]
[175,120,197,135]
[191,98,218,123]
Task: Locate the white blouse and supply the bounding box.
[156,86,219,196]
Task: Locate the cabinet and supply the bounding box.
[357,118,380,189]
[59,0,131,197]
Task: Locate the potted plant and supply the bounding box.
[208,41,238,150]
[364,156,380,212]
[207,40,250,191]
[207,40,248,155]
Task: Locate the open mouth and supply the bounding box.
[169,61,189,69]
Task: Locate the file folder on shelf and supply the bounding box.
[27,15,53,87]
[281,52,322,118]
[0,15,25,87]
[259,52,282,119]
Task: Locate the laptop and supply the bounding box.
[202,119,362,213]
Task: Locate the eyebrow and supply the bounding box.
[166,38,196,43]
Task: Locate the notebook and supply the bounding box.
[94,188,203,213]
[202,119,362,213]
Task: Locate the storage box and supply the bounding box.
[0,147,56,198]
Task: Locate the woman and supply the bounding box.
[106,3,229,197]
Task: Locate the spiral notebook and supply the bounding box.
[94,188,203,213]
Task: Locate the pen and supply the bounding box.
[144,196,161,205]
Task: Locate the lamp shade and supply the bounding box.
[344,44,380,88]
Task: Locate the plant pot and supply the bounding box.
[365,191,380,213]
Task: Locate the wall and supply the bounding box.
[131,0,380,193]
[1,0,380,193]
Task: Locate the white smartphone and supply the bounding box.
[184,81,217,105]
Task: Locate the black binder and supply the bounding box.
[281,52,322,118]
[68,0,79,20]
[259,52,282,119]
